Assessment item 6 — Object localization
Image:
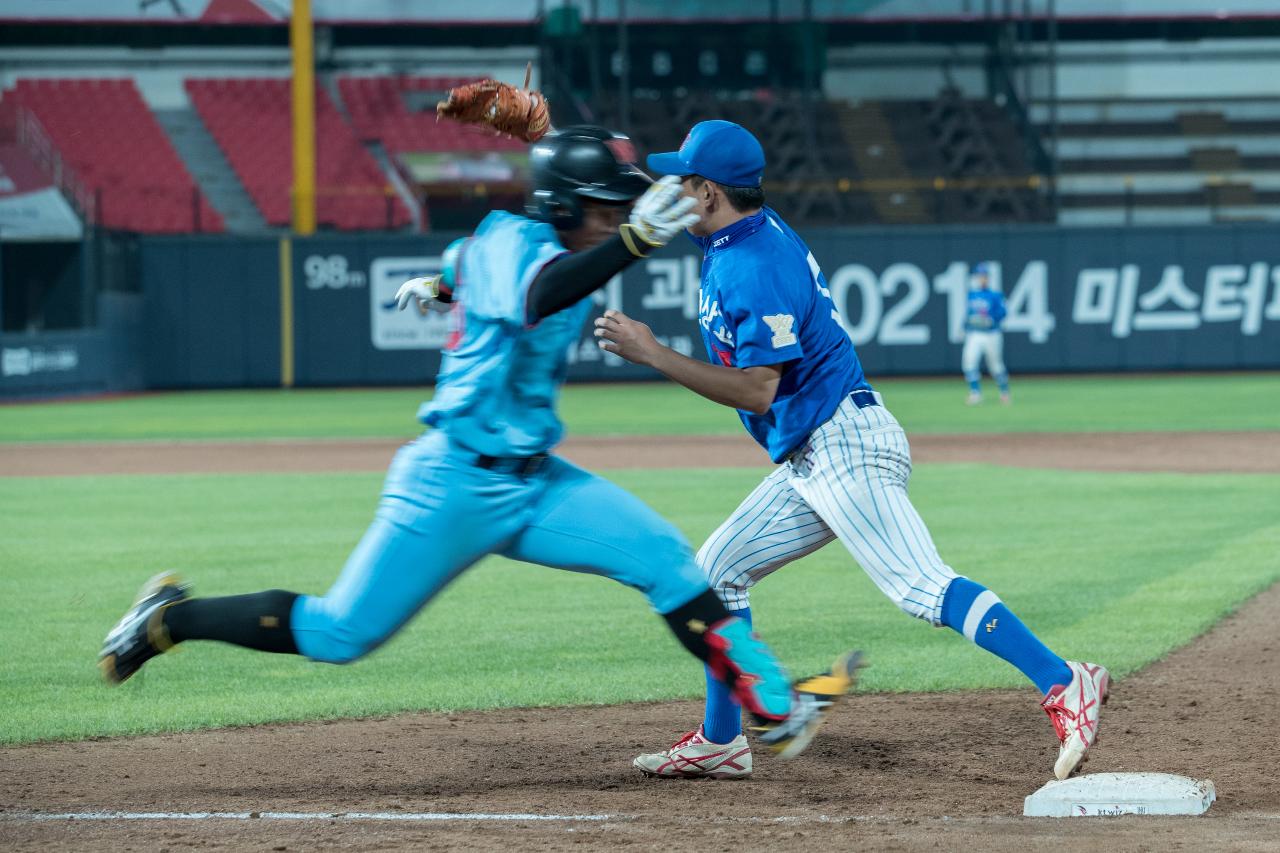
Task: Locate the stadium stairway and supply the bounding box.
[832,100,931,224]
[154,106,266,233]
[363,141,426,231]
[187,77,412,231]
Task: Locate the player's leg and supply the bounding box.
[982,331,1011,402]
[961,333,983,404]
[792,403,1067,670]
[502,456,856,770]
[696,464,834,744]
[500,456,789,717]
[795,400,1106,777]
[100,435,524,682]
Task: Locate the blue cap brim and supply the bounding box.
[646,151,688,177]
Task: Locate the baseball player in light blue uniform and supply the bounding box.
[597,121,1108,782]
[963,261,1011,405]
[99,127,862,762]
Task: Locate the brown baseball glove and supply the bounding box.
[436,63,551,143]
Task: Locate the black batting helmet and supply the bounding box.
[527,125,651,231]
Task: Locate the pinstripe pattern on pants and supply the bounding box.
[699,394,957,625]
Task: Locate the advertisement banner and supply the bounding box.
[284,224,1280,387]
[0,331,107,397]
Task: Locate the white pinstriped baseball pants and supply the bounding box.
[962,330,1007,379]
[698,393,958,625]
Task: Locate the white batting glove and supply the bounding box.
[620,174,700,256]
[395,276,451,315]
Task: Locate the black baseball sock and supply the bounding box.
[162,590,300,654]
[662,588,734,664]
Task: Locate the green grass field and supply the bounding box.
[2,464,1277,744]
[1,372,1277,442]
[1,376,1277,745]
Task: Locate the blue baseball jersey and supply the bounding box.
[692,207,870,463]
[965,288,1007,332]
[418,211,585,457]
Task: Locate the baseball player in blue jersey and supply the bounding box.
[99,126,862,762]
[595,121,1107,781]
[963,261,1011,405]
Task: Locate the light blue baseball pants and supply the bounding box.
[290,430,708,663]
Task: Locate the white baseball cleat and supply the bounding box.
[1041,661,1110,780]
[966,392,983,406]
[633,727,752,779]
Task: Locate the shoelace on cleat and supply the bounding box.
[667,731,700,752]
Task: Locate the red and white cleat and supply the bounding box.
[1042,661,1110,780]
[633,727,752,779]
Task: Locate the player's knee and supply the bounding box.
[299,624,376,664]
[292,606,383,664]
[628,526,708,613]
[648,562,709,615]
[307,642,369,665]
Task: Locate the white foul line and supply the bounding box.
[9,810,1280,826]
[4,811,612,823]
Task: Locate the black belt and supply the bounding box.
[785,389,878,464]
[849,388,878,408]
[474,453,548,477]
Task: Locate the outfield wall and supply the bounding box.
[142,223,1280,389]
[4,223,1279,397]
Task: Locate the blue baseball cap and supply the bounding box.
[646,120,765,188]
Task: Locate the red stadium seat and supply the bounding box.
[2,77,225,233]
[187,77,410,230]
[336,74,524,156]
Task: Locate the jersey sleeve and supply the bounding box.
[991,291,1008,325]
[459,214,568,326]
[722,260,807,369]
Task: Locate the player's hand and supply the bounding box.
[395,276,450,316]
[594,309,661,365]
[620,175,700,255]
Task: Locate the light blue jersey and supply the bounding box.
[290,209,720,664]
[419,211,586,457]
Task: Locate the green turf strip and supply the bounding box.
[1,373,1276,443]
[1,465,1275,744]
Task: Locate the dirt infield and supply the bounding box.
[3,579,1277,850]
[2,433,1277,850]
[2,429,1278,476]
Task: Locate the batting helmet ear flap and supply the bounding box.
[528,188,584,231]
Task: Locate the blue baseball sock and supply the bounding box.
[702,606,751,744]
[965,371,981,394]
[940,578,1071,695]
[996,372,1010,394]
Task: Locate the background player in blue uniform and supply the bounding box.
[963,261,1011,405]
[98,126,860,762]
[595,120,1108,781]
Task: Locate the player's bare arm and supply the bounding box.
[594,308,784,415]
